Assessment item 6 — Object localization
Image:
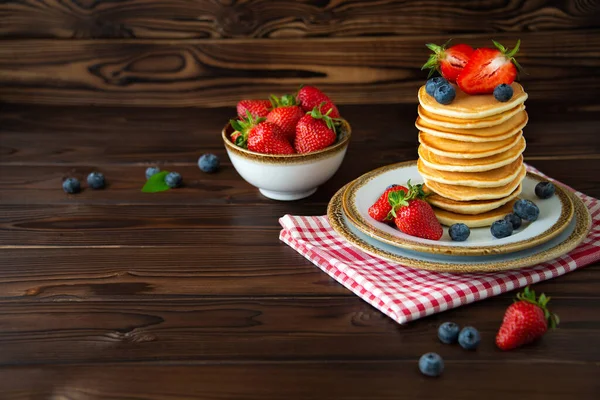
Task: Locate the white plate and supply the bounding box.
[328,184,591,273]
[342,161,573,256]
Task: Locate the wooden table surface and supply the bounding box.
[0,102,599,399]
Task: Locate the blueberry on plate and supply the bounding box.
[425,77,448,97]
[198,153,220,173]
[165,172,182,188]
[494,84,514,102]
[513,199,540,222]
[449,223,470,241]
[418,352,444,377]
[87,172,105,189]
[434,83,456,105]
[504,213,522,230]
[62,177,81,194]
[438,322,460,344]
[535,181,555,199]
[491,219,513,239]
[458,326,481,350]
[145,166,160,180]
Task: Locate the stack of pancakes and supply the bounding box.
[416,82,529,227]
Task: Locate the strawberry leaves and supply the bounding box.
[515,286,560,329]
[387,180,428,219]
[142,171,171,193]
[492,39,523,72]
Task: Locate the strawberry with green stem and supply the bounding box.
[388,181,443,240]
[230,112,294,155]
[266,94,305,142]
[368,185,409,222]
[457,39,522,95]
[421,40,474,83]
[496,286,559,351]
[236,99,272,119]
[294,104,341,154]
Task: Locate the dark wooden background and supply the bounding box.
[1,0,600,107]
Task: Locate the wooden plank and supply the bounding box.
[0,31,599,107]
[0,158,598,207]
[0,362,598,400]
[1,103,600,166]
[1,0,598,39]
[0,247,350,297]
[0,248,597,299]
[0,295,598,365]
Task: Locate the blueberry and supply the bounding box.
[494,84,514,102]
[62,178,81,194]
[165,172,182,188]
[513,199,540,222]
[535,181,555,199]
[198,153,220,173]
[491,219,513,239]
[438,322,460,344]
[504,213,522,230]
[87,172,105,190]
[425,77,448,97]
[418,352,444,377]
[146,166,161,180]
[434,83,456,105]
[458,327,481,350]
[449,223,470,242]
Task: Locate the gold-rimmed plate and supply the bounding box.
[342,161,574,256]
[329,184,591,273]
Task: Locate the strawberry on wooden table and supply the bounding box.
[266,94,305,142]
[368,185,409,222]
[294,106,339,154]
[496,286,559,351]
[421,40,474,83]
[457,39,522,95]
[230,113,295,155]
[388,182,443,240]
[236,99,272,119]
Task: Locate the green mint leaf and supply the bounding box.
[142,171,171,193]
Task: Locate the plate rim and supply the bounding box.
[328,183,591,273]
[342,160,574,256]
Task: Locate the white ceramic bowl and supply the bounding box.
[222,120,351,201]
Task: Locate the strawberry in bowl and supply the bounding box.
[223,88,351,201]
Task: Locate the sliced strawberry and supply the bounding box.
[422,41,474,83]
[457,40,521,95]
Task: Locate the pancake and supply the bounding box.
[433,200,518,228]
[418,156,523,188]
[415,110,528,142]
[419,130,522,159]
[418,138,526,172]
[426,185,521,215]
[418,82,528,119]
[418,104,525,130]
[424,165,526,201]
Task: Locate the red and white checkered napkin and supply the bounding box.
[279,166,600,324]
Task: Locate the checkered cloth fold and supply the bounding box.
[279,166,600,324]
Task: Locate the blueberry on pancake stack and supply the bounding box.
[418,40,527,228]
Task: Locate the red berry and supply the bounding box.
[236,99,271,119]
[297,86,331,113]
[422,41,474,83]
[266,94,305,142]
[388,183,443,240]
[368,185,409,222]
[294,107,338,154]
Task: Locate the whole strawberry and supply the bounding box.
[266,94,305,142]
[294,106,339,154]
[236,99,271,119]
[368,185,409,222]
[457,40,522,95]
[316,100,340,118]
[496,286,559,351]
[297,85,331,112]
[230,114,294,155]
[421,40,474,83]
[388,182,443,240]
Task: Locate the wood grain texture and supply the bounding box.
[1,103,600,166]
[0,248,597,299]
[0,362,598,400]
[2,0,599,39]
[1,31,599,107]
[0,295,598,365]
